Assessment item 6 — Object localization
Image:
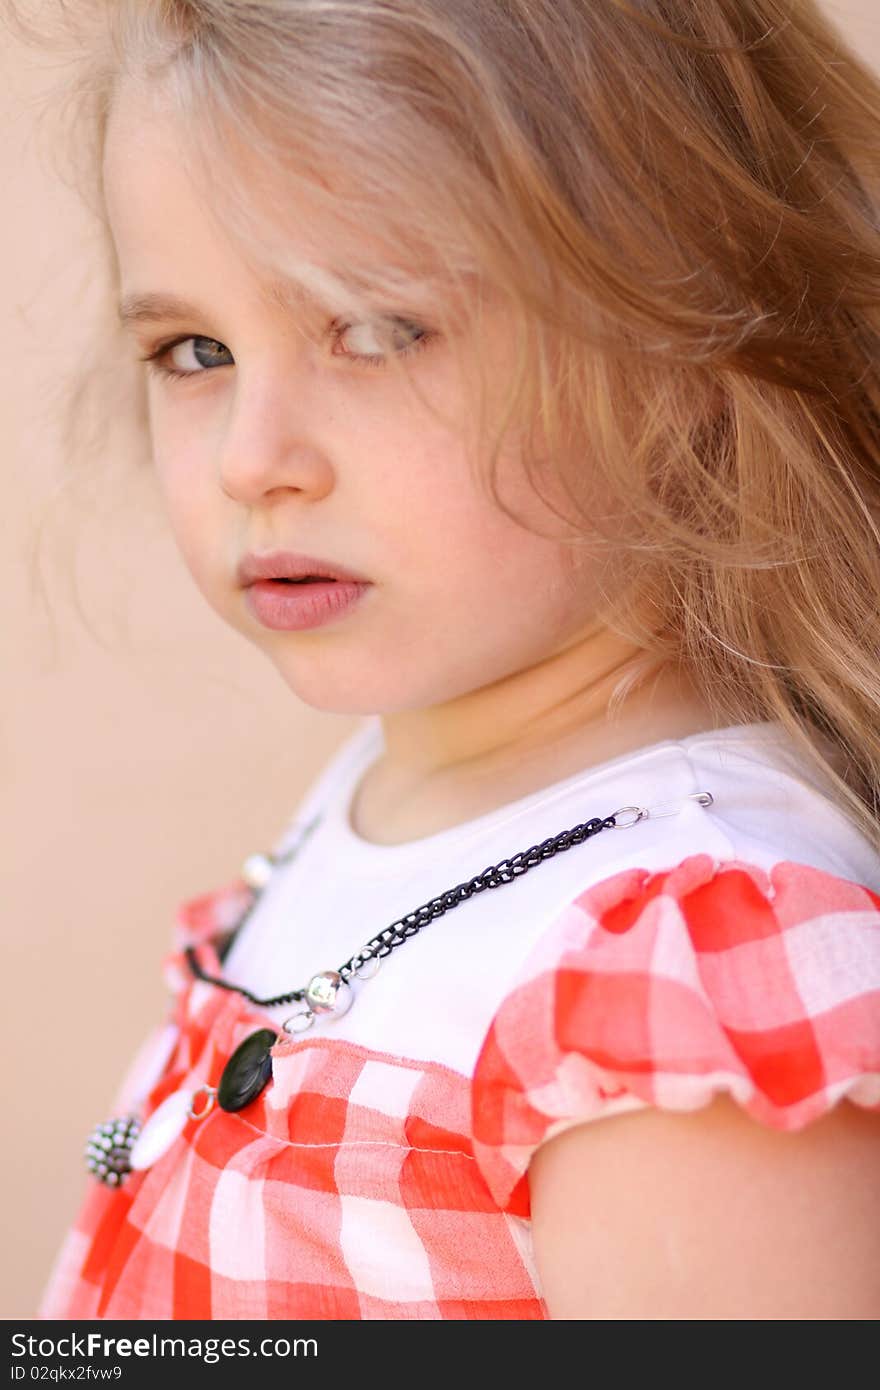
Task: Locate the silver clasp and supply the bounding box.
[281,1009,316,1035]
[187,1085,217,1121]
[608,805,646,828]
[610,791,713,828]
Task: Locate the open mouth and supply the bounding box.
[245,572,369,631]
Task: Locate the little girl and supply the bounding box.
[31,0,880,1319]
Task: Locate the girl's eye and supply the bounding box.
[138,336,234,381]
[138,316,435,381]
[330,316,435,369]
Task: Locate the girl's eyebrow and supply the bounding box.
[117,275,358,330]
[118,292,207,328]
[119,266,450,330]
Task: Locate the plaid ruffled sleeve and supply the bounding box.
[470,852,880,1214]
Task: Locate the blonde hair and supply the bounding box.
[11,0,880,850]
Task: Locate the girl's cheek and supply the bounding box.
[150,452,211,562]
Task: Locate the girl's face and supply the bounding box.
[102,80,611,716]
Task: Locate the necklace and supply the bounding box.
[84,788,713,1186]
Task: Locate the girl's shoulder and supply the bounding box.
[470,847,880,1213]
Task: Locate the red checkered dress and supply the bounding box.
[39,852,880,1319]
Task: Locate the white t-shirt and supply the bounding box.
[220,715,880,1075]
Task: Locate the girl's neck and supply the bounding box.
[349,638,727,847]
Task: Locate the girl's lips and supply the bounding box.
[237,550,371,587]
[244,578,371,631]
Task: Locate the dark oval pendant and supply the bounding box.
[217,1028,278,1112]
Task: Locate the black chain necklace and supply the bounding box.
[84,789,713,1186]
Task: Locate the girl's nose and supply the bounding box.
[217,367,336,505]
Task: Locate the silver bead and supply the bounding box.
[304,971,353,1017]
[241,853,274,891]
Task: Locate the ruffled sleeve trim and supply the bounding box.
[471,852,880,1214]
[158,875,255,995]
[172,876,254,950]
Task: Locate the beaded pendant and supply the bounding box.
[84,1115,141,1186]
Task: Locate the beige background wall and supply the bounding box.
[4,1,879,1320]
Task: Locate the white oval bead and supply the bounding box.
[241,853,274,890]
[128,1089,195,1171]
